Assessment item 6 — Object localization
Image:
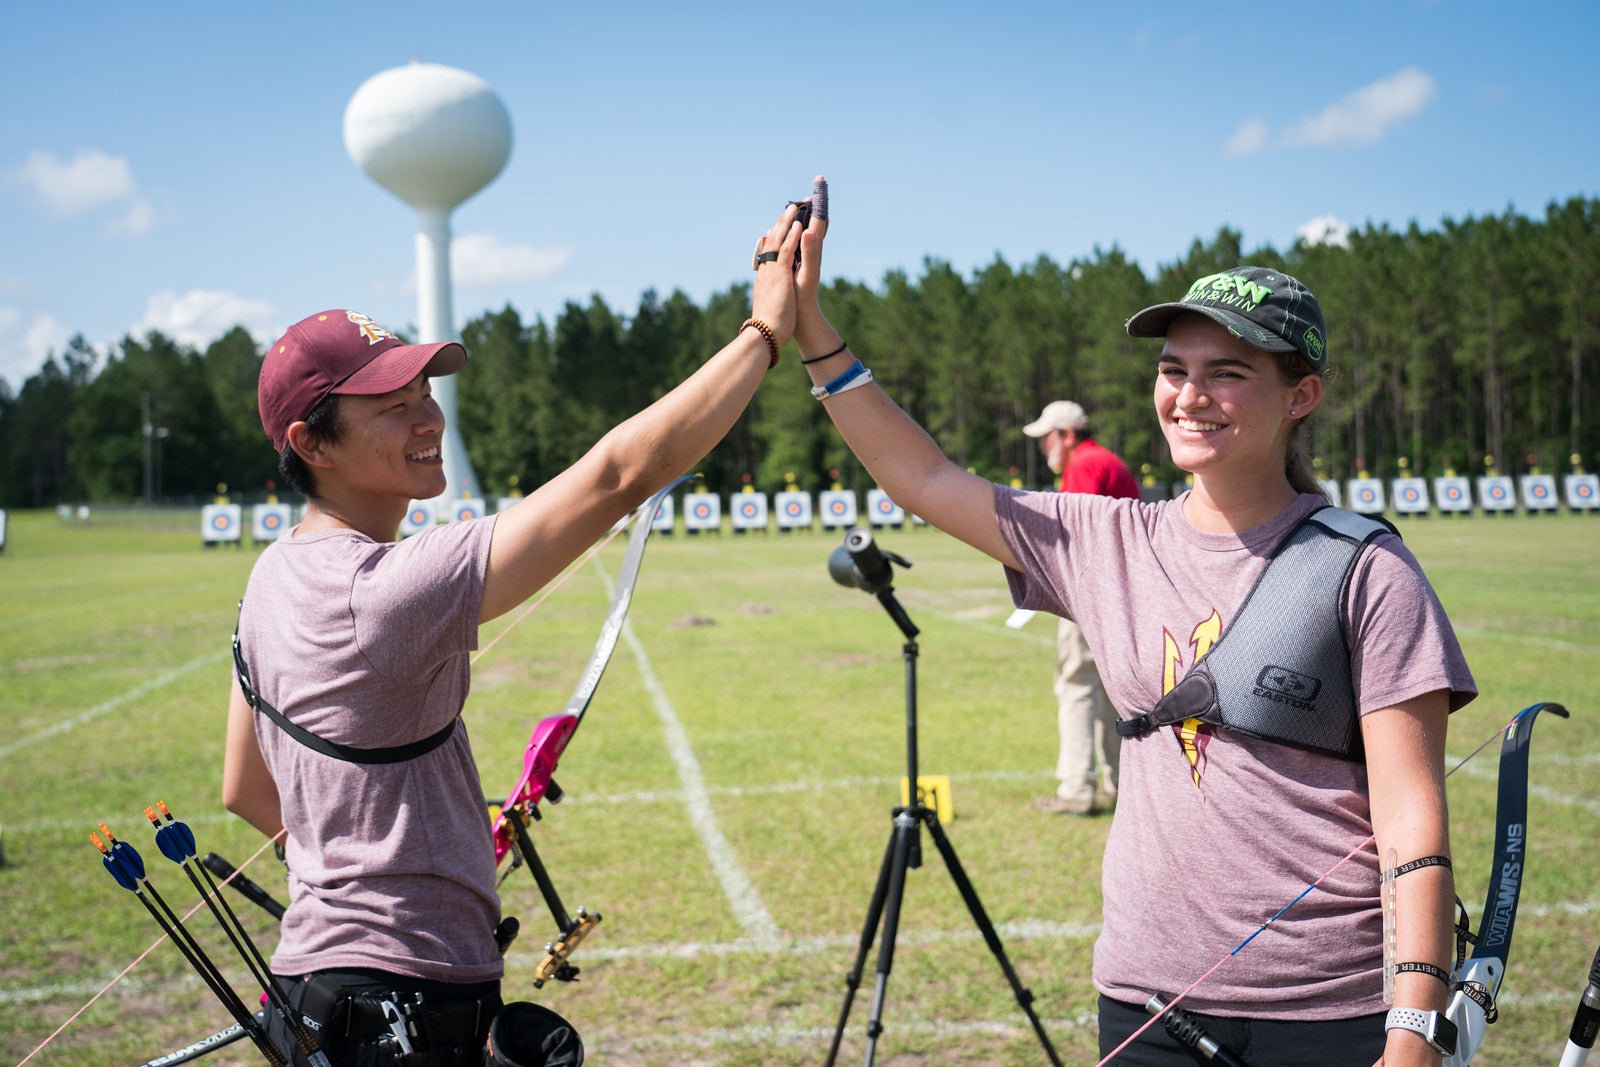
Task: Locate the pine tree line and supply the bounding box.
[3,197,1595,508]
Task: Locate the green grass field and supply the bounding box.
[2,506,1596,1066]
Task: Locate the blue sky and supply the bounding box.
[2,1,1596,391]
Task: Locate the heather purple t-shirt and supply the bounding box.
[994,487,1475,1019]
[236,517,502,984]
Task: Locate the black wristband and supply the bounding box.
[801,340,849,365]
[1394,961,1453,985]
[1380,854,1452,881]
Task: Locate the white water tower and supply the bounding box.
[344,60,513,508]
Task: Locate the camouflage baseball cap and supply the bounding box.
[1126,266,1327,373]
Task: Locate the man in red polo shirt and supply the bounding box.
[1022,400,1140,815]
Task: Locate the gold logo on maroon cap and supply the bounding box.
[345,310,398,346]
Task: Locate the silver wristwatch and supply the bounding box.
[1385,1006,1459,1055]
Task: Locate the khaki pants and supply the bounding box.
[1054,616,1119,803]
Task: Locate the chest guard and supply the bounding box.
[1115,507,1394,762]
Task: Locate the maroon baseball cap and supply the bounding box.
[258,309,467,451]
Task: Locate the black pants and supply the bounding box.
[1098,995,1387,1066]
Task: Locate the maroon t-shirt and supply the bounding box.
[237,517,502,983]
[994,487,1475,1018]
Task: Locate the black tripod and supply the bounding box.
[824,528,1061,1067]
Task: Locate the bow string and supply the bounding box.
[1099,700,1568,1067]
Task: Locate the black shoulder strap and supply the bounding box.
[232,610,458,766]
[1114,505,1394,755]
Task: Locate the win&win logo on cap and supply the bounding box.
[1127,265,1328,373]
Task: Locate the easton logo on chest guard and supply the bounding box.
[1254,665,1322,709]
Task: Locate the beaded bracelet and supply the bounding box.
[740,318,781,369]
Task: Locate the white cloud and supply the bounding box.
[1297,214,1351,248]
[1223,118,1271,157]
[0,307,74,388]
[1221,68,1437,155]
[132,290,279,349]
[109,197,156,238]
[452,233,573,289]
[10,148,156,236]
[1283,67,1437,147]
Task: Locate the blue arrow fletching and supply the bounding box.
[154,823,186,864]
[109,840,146,881]
[171,820,196,858]
[103,853,139,891]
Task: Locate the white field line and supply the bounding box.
[1452,625,1597,656]
[9,771,1047,836]
[595,557,782,947]
[591,1011,1102,1057]
[1448,755,1600,816]
[0,652,226,761]
[0,919,1102,1007]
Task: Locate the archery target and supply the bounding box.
[201,504,242,543]
[0,508,7,552]
[867,488,904,527]
[1519,475,1557,511]
[1565,473,1599,510]
[1347,478,1385,514]
[650,495,675,531]
[451,498,487,523]
[819,489,857,528]
[251,503,292,543]
[1318,479,1342,508]
[731,493,768,530]
[1391,478,1429,514]
[1477,476,1515,512]
[684,493,721,531]
[400,501,437,537]
[775,490,812,529]
[1433,477,1471,512]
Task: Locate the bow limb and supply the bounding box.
[492,474,696,860]
[559,473,698,732]
[1444,700,1568,1067]
[486,475,695,983]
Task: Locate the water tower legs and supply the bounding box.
[415,206,480,505]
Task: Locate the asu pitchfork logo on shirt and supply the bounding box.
[1162,610,1222,785]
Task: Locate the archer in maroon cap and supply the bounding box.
[258,309,466,452]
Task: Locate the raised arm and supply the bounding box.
[790,176,1020,571]
[478,204,803,623]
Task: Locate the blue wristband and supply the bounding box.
[811,360,868,399]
